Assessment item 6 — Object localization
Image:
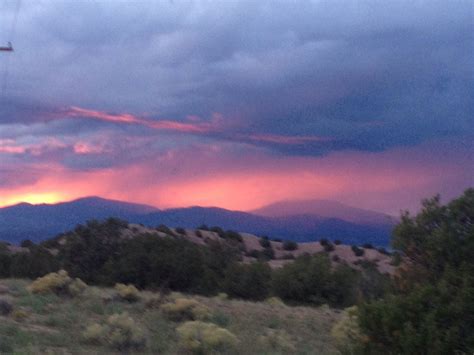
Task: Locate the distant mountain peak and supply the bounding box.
[252,199,394,225]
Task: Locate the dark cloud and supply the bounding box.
[0,0,472,158]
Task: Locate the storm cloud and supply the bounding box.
[0,0,472,211]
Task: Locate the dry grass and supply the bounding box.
[0,278,342,354]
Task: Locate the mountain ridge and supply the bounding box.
[0,196,394,246]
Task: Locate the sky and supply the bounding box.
[0,0,472,215]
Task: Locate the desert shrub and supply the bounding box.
[176,227,186,235]
[215,292,228,301]
[195,230,203,238]
[334,239,342,245]
[246,248,274,261]
[331,306,363,353]
[362,243,374,249]
[210,311,231,327]
[225,230,243,243]
[177,321,238,354]
[377,247,390,255]
[68,278,88,297]
[281,253,295,260]
[265,297,286,307]
[223,262,272,300]
[156,224,174,236]
[320,238,329,246]
[28,270,87,297]
[245,250,260,258]
[332,255,340,262]
[351,245,365,257]
[83,312,146,350]
[258,329,296,353]
[20,239,35,248]
[144,294,164,309]
[83,323,106,345]
[272,238,282,242]
[11,309,29,321]
[0,298,13,316]
[323,242,335,252]
[282,240,298,251]
[210,226,226,238]
[160,298,211,321]
[261,246,275,260]
[259,237,271,248]
[390,251,401,266]
[198,224,209,231]
[115,283,140,302]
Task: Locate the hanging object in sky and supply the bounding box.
[0,42,13,52]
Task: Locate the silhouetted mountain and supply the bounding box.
[252,199,395,225]
[0,197,157,243]
[0,197,393,246]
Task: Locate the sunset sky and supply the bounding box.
[0,0,472,215]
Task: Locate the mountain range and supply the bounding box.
[0,197,395,246]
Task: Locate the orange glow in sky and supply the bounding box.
[1,140,469,215]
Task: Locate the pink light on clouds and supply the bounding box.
[246,134,333,144]
[1,140,471,214]
[65,106,219,134]
[62,106,334,146]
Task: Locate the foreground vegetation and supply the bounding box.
[0,278,341,354]
[0,219,391,309]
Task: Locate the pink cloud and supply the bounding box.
[247,134,333,144]
[1,140,471,214]
[63,106,333,146]
[65,106,218,134]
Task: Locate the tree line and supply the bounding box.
[0,218,390,308]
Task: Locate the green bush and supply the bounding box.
[351,245,364,257]
[225,230,243,243]
[83,312,147,350]
[259,237,271,248]
[176,227,186,235]
[273,254,358,307]
[156,224,174,236]
[323,242,335,252]
[356,189,474,354]
[176,321,238,354]
[198,224,209,231]
[282,240,298,251]
[223,262,272,300]
[160,298,211,321]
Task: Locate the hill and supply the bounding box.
[0,278,341,354]
[0,197,393,246]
